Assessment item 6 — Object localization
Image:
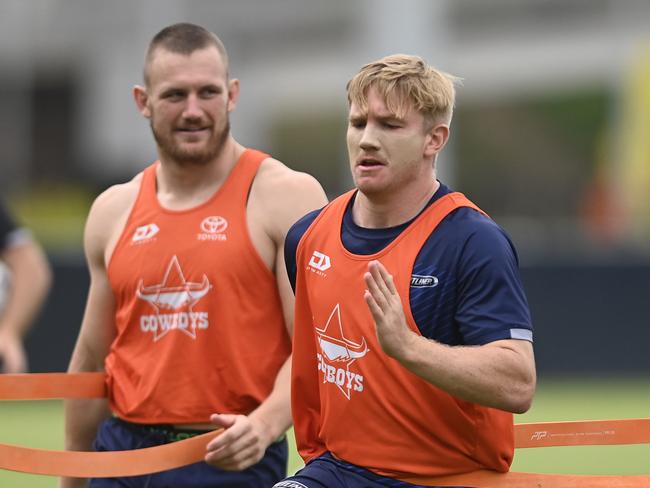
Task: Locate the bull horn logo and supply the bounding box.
[315,304,370,399]
[315,304,369,362]
[136,274,210,309]
[135,255,211,341]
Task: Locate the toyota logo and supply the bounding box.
[200,216,228,234]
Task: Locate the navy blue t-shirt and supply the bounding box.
[284,183,533,346]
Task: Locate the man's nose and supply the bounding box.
[182,94,203,119]
[359,125,379,150]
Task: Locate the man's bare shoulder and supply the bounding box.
[252,158,328,237]
[88,174,143,223]
[256,157,325,201]
[84,173,143,256]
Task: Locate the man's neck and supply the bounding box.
[156,139,245,210]
[352,179,440,229]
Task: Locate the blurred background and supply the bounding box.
[1,0,649,377]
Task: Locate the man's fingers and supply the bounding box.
[374,261,397,295]
[364,289,383,321]
[205,421,262,472]
[364,272,389,312]
[210,413,237,428]
[207,439,259,470]
[207,414,241,451]
[368,260,396,297]
[206,434,253,460]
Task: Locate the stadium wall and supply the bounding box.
[24,261,650,376]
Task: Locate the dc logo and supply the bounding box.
[309,251,331,271]
[200,216,228,234]
[132,223,159,242]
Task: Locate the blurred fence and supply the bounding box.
[24,258,650,376]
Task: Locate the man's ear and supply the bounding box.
[227,78,240,113]
[133,85,151,118]
[424,123,450,158]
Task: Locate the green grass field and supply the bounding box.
[1,377,649,486]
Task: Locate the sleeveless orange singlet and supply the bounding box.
[292,191,513,483]
[106,149,290,424]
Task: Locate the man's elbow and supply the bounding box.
[509,395,534,414]
[506,378,536,414]
[505,342,537,414]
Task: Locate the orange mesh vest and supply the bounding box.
[107,149,290,424]
[292,190,514,482]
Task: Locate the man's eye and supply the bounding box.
[201,86,224,98]
[164,91,184,100]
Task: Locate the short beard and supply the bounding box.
[152,119,230,167]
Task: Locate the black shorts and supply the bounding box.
[89,417,288,488]
[273,452,464,488]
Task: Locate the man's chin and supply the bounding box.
[163,142,221,166]
[174,153,215,166]
[155,127,228,167]
[354,178,386,196]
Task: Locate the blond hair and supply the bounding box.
[347,54,459,127]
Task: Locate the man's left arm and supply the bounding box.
[205,164,327,470]
[0,235,52,373]
[365,259,536,414]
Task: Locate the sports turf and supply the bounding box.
[1,377,649,486]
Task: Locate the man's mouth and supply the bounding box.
[357,157,385,167]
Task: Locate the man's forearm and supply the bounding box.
[248,357,292,443]
[64,398,110,451]
[0,242,51,336]
[396,336,536,413]
[60,398,110,488]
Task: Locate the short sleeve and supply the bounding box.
[284,208,323,292]
[455,218,533,345]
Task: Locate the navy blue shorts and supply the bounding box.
[88,417,288,488]
[273,453,464,488]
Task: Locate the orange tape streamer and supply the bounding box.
[0,431,220,478]
[1,373,650,485]
[0,372,221,477]
[515,418,650,448]
[0,372,106,399]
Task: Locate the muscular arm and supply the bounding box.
[60,185,133,488]
[365,260,536,414]
[63,271,115,451]
[0,237,52,373]
[60,278,114,488]
[246,247,294,440]
[206,161,327,470]
[251,170,327,434]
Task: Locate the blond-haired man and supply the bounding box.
[276,54,536,487]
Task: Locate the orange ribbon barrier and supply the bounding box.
[515,417,650,448]
[418,470,650,488]
[0,372,106,400]
[0,431,220,478]
[1,373,649,485]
